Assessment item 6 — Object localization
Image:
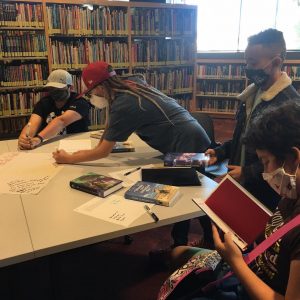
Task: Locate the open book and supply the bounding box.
[193,175,272,250]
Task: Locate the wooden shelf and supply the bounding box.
[0,85,45,92]
[196,94,239,98]
[195,110,236,119]
[0,57,48,61]
[0,114,31,119]
[197,58,246,64]
[133,62,194,69]
[197,76,246,80]
[0,26,44,30]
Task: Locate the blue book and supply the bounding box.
[124,181,180,206]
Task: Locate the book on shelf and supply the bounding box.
[125,181,180,206]
[193,175,272,250]
[141,167,201,186]
[164,153,209,167]
[70,172,123,198]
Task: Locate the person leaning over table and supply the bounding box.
[159,101,300,300]
[18,69,90,150]
[52,61,211,165]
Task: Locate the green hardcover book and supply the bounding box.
[70,172,123,198]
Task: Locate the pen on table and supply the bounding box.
[124,166,141,176]
[144,205,159,223]
[26,122,31,138]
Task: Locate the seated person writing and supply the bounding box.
[159,101,300,300]
[18,70,90,150]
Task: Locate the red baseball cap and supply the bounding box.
[77,61,116,98]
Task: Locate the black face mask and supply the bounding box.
[49,89,69,102]
[245,68,270,87]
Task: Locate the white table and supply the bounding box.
[0,194,34,267]
[0,133,217,263]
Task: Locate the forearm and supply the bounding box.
[38,118,65,140]
[230,259,283,300]
[69,147,109,163]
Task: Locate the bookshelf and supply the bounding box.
[195,56,300,119]
[0,0,197,139]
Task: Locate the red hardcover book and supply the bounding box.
[193,175,272,250]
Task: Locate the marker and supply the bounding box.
[124,167,141,176]
[26,122,31,137]
[144,205,159,223]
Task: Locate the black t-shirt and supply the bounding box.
[251,197,300,295]
[33,92,90,134]
[103,79,210,154]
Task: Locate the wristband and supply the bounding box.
[36,134,44,143]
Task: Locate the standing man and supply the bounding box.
[206,28,300,211]
[18,70,90,150]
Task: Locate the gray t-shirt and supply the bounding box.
[103,82,210,154]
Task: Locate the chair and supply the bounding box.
[190,112,228,177]
[190,112,219,148]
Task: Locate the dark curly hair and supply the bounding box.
[244,101,300,161]
[247,28,286,60]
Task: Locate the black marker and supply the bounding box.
[124,167,141,176]
[144,205,159,223]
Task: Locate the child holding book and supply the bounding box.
[159,101,300,300]
[52,61,210,164]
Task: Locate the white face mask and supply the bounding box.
[262,163,298,199]
[90,95,108,109]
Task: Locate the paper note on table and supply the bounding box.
[0,152,20,167]
[0,152,63,195]
[74,195,154,227]
[59,139,92,153]
[109,164,154,187]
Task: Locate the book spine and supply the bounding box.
[124,194,167,206]
[111,148,135,153]
[70,182,103,197]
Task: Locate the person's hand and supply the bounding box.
[205,148,217,165]
[52,149,73,164]
[212,223,243,266]
[29,137,43,149]
[227,165,242,182]
[18,135,32,150]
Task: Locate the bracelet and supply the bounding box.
[36,134,44,143]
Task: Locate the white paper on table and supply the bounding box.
[74,195,154,227]
[109,164,154,187]
[0,152,20,167]
[59,139,92,153]
[0,152,63,195]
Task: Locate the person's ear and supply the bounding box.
[291,147,300,165]
[272,56,282,68]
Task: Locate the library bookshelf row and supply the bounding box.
[0,1,299,139]
[194,58,300,119]
[0,0,197,139]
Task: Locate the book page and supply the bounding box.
[0,152,63,194]
[59,139,92,153]
[74,195,154,227]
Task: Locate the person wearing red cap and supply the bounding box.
[52,61,211,248]
[18,70,90,150]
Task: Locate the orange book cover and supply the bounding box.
[193,175,272,250]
